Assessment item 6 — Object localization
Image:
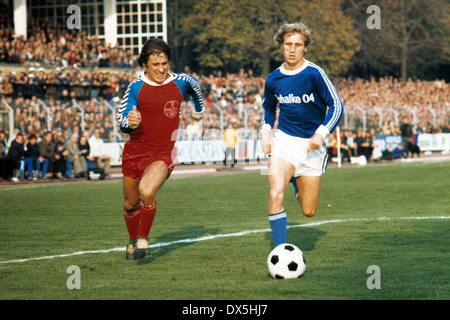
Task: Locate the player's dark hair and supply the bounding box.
[138,38,171,67]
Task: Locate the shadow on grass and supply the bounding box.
[264,222,327,252]
[137,225,220,265]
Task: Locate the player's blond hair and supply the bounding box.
[274,23,313,48]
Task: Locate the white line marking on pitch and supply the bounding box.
[0,216,448,265]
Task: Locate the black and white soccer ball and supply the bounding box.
[267,243,306,279]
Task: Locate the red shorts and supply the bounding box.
[121,142,178,179]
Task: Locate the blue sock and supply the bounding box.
[268,211,287,247]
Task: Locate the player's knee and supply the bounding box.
[124,202,139,214]
[302,208,316,218]
[138,186,155,205]
[269,189,284,204]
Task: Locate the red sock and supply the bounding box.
[138,199,157,239]
[124,208,140,242]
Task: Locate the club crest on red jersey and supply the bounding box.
[164,100,180,119]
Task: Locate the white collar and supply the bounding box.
[279,59,310,75]
[139,71,174,86]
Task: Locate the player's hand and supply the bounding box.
[307,132,323,153]
[261,130,273,154]
[128,106,141,129]
[192,112,203,121]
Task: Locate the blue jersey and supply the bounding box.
[262,60,343,139]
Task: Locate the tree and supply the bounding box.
[180,0,251,73]
[178,0,358,76]
[168,0,449,80]
[344,0,450,81]
[167,0,198,72]
[388,0,450,81]
[289,0,359,77]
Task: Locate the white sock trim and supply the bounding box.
[268,211,287,221]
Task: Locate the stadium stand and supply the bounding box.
[0,2,448,182]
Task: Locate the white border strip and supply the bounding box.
[0,216,448,265]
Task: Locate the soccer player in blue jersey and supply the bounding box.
[261,23,344,247]
[118,39,204,260]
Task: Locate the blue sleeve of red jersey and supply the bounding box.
[173,73,205,115]
[117,79,143,133]
[187,75,205,115]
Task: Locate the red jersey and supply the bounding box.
[118,72,204,150]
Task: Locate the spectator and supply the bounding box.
[38,131,54,179]
[339,129,352,162]
[2,76,14,97]
[381,145,394,161]
[325,132,337,161]
[400,117,413,158]
[23,133,41,180]
[98,50,111,68]
[64,132,86,178]
[186,119,201,141]
[78,135,96,170]
[223,122,239,168]
[7,133,25,180]
[392,144,407,159]
[407,133,421,158]
[347,131,359,157]
[53,130,71,179]
[88,128,110,173]
[0,129,15,181]
[357,130,374,161]
[0,130,7,156]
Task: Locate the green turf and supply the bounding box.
[0,161,449,300]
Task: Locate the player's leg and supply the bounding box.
[133,160,169,258]
[123,175,141,260]
[295,175,321,217]
[268,155,294,213]
[139,160,169,206]
[267,155,295,247]
[294,141,327,217]
[290,176,299,200]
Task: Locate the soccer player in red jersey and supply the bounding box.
[117,39,204,260]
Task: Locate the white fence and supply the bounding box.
[374,133,450,153]
[103,139,269,166]
[103,133,450,167]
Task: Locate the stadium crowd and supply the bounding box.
[0,7,449,181]
[1,67,448,138]
[2,67,448,135]
[0,3,136,70]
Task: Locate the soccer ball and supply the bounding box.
[267,243,306,279]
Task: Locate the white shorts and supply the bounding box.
[271,130,328,177]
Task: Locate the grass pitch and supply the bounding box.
[0,160,449,301]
